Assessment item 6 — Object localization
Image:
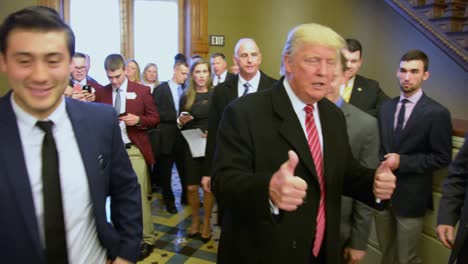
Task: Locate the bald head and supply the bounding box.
[233,38,262,81]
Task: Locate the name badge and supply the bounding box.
[127,92,137,100]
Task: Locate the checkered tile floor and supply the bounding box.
[137,171,220,264]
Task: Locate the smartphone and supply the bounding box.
[119,112,128,117]
[82,85,92,93]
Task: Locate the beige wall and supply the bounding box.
[208,0,468,119]
[0,0,36,96]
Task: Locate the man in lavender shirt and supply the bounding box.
[375,49,452,264]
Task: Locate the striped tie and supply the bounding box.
[304,104,326,257]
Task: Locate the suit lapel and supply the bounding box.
[65,99,101,212]
[258,72,271,91]
[226,75,239,101]
[0,93,44,258]
[317,99,342,191]
[400,94,427,141]
[350,75,364,104]
[271,83,318,183]
[385,98,398,149]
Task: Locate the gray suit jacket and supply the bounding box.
[339,102,379,253]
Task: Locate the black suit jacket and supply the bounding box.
[203,71,277,175]
[152,81,183,155]
[212,79,377,264]
[349,74,389,117]
[379,94,452,217]
[437,134,468,264]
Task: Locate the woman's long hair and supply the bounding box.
[183,58,213,111]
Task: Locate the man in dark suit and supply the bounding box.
[327,54,379,264]
[152,60,190,214]
[437,134,468,264]
[95,54,159,261]
[212,23,396,264]
[202,38,276,195]
[376,50,452,264]
[210,52,235,86]
[0,6,141,263]
[341,38,389,117]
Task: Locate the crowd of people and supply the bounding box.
[1,5,467,264]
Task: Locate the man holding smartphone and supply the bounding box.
[95,54,160,261]
[69,52,102,102]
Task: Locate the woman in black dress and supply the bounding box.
[178,58,214,242]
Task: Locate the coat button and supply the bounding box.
[292,240,297,249]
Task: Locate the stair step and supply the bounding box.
[430,16,466,32]
[447,30,468,48]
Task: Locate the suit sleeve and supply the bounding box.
[349,117,379,249]
[138,88,159,129]
[438,135,468,226]
[108,110,143,262]
[212,103,271,218]
[399,108,452,174]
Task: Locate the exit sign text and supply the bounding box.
[209,35,225,46]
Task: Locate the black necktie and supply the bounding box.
[394,99,408,149]
[36,121,69,263]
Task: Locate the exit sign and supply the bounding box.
[209,35,225,46]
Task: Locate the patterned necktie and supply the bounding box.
[342,85,353,103]
[73,82,82,92]
[242,82,250,96]
[304,104,326,257]
[394,99,409,149]
[36,121,69,263]
[114,88,121,114]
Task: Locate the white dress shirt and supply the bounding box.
[112,78,131,144]
[11,95,106,264]
[238,71,261,97]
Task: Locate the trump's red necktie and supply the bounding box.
[304,104,326,257]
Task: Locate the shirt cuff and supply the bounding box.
[269,199,279,215]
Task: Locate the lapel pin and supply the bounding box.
[357,87,362,92]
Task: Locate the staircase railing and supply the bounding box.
[384,0,467,71]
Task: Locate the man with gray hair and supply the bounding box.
[202,38,276,227]
[212,23,397,264]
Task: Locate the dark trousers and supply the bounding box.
[157,142,186,204]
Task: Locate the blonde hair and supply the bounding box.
[280,23,345,76]
[125,59,141,83]
[184,58,213,111]
[142,63,159,85]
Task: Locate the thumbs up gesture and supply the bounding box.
[373,162,396,200]
[269,151,308,211]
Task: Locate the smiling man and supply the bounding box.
[376,50,452,264]
[211,23,397,264]
[0,6,142,264]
